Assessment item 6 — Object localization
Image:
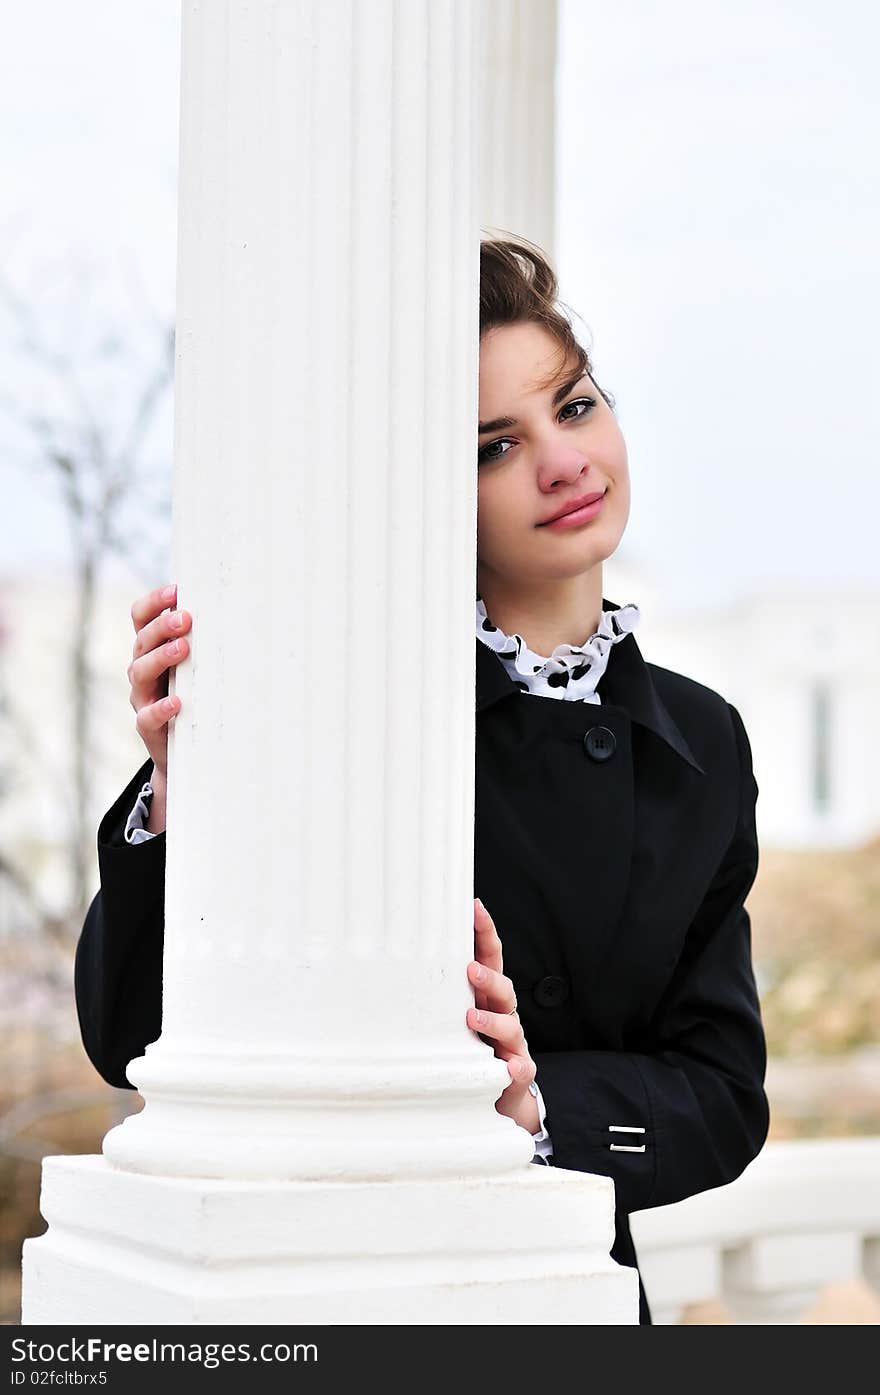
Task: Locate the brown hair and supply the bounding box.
[479,234,615,410]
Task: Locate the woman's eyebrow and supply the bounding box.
[478,370,588,435]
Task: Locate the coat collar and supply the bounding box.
[475,595,705,775]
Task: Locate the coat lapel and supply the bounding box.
[474,595,704,997]
[476,595,704,775]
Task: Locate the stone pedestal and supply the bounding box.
[24,1156,635,1324]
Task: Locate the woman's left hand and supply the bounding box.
[467,898,541,1134]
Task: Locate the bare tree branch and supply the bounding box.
[0,258,174,933]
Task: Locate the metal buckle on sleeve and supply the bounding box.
[608,1124,646,1154]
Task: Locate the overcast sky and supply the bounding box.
[2,0,878,613]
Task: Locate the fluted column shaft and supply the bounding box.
[103,0,531,1180]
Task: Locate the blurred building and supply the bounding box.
[636,583,880,850]
[0,566,150,927]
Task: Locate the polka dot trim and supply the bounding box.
[476,593,641,704]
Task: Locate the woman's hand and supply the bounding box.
[467,898,541,1134]
[127,584,192,828]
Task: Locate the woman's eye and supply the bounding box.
[559,396,595,423]
[477,438,512,464]
[477,397,596,465]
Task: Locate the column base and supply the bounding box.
[22,1154,638,1324]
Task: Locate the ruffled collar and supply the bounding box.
[475,593,641,703]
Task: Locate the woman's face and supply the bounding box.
[476,321,630,590]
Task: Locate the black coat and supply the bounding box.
[75,595,769,1327]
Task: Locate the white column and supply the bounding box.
[480,0,559,254]
[22,0,636,1323]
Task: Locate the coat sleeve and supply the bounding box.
[74,756,166,1090]
[531,702,769,1214]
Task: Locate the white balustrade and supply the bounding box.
[631,1137,880,1324]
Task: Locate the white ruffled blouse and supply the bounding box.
[475,592,642,703]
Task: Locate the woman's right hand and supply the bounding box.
[128,582,192,786]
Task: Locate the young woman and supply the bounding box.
[75,237,769,1326]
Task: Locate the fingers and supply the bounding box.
[135,693,181,742]
[131,583,178,634]
[504,1053,537,1088]
[128,582,191,775]
[128,585,192,707]
[466,1004,526,1059]
[128,629,191,704]
[131,605,192,664]
[473,897,504,974]
[465,929,538,1128]
[466,959,516,1014]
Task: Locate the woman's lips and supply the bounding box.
[540,493,605,529]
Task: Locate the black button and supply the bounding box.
[533,975,570,1008]
[584,725,617,762]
